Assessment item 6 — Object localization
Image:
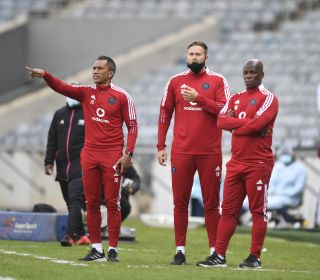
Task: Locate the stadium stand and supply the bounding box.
[0,0,320,224]
[0,1,319,152]
[0,0,71,23]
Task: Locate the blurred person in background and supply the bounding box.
[157,41,230,265]
[119,165,141,221]
[267,146,307,226]
[198,59,278,269]
[45,96,90,247]
[26,55,138,263]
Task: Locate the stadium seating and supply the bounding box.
[0,0,70,23]
[0,1,319,153]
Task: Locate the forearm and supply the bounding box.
[217,115,251,131]
[44,72,82,101]
[157,106,172,150]
[195,94,225,115]
[236,96,278,136]
[125,120,138,153]
[157,122,170,151]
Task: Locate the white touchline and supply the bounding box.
[231,268,311,273]
[127,265,167,269]
[118,248,157,252]
[0,249,87,267]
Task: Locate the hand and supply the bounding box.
[124,186,134,195]
[117,154,132,176]
[45,164,54,175]
[228,109,235,117]
[181,86,198,102]
[25,66,45,78]
[158,150,167,166]
[123,178,134,194]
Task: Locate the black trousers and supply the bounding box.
[59,177,86,240]
[120,190,131,221]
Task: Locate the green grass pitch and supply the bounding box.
[0,219,319,280]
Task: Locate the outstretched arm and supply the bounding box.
[25,66,83,101]
[25,66,45,78]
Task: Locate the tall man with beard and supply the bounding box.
[26,56,138,262]
[157,41,230,265]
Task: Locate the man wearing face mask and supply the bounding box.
[267,146,307,224]
[45,96,90,247]
[157,41,230,265]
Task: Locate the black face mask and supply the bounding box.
[187,62,205,74]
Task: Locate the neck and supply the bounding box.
[96,81,111,86]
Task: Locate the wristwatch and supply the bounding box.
[126,151,133,157]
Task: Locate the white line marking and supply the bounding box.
[0,249,88,267]
[0,245,39,249]
[118,248,157,252]
[230,268,312,273]
[127,265,167,269]
[0,277,17,280]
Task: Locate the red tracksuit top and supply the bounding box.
[218,84,279,163]
[157,68,230,154]
[44,72,138,153]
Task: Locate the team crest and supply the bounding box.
[249,99,256,106]
[202,82,210,89]
[107,96,116,105]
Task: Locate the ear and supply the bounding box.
[108,71,114,78]
[261,71,265,78]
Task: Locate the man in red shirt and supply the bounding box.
[26,56,138,262]
[197,59,278,268]
[157,41,230,265]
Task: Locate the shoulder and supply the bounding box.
[69,84,96,95]
[257,85,278,108]
[110,83,134,102]
[167,70,190,84]
[73,84,96,90]
[293,161,306,172]
[258,85,277,100]
[55,106,68,115]
[230,91,246,100]
[205,68,228,82]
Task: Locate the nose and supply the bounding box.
[245,74,253,80]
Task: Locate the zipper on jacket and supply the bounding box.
[66,109,75,179]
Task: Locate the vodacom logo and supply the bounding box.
[96,108,105,117]
[189,101,197,106]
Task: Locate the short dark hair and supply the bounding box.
[97,55,116,77]
[187,41,208,54]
